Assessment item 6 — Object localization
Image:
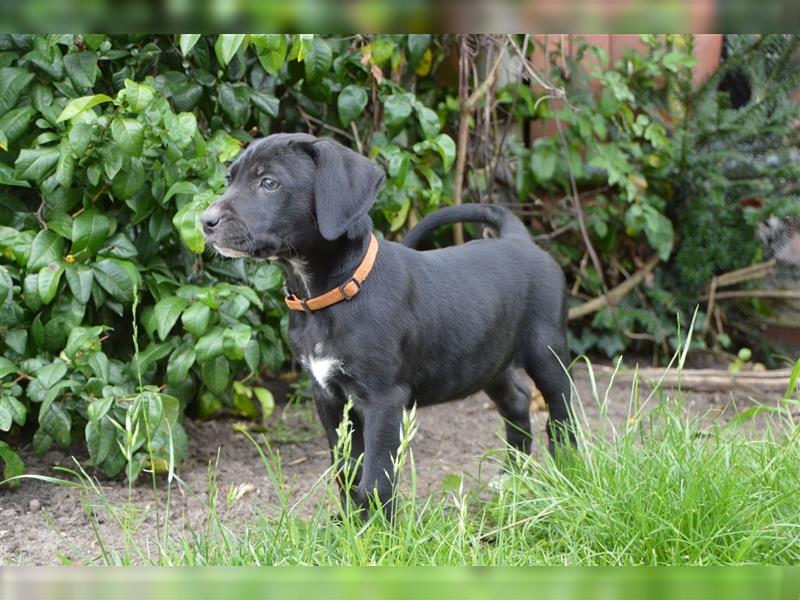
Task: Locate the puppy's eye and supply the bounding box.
[225,172,232,185]
[260,176,280,191]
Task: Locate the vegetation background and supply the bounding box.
[0,33,798,482]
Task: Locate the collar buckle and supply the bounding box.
[338,277,361,301]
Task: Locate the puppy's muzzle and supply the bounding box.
[201,205,224,234]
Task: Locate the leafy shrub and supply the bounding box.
[0,34,457,480]
[508,34,799,358]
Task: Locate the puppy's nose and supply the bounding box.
[201,206,222,233]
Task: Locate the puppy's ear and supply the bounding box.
[310,139,385,240]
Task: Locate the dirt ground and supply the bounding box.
[0,366,765,565]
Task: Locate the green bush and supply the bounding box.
[508,34,800,358]
[0,34,457,481]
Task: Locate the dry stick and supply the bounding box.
[34,196,48,230]
[568,255,660,320]
[701,289,800,301]
[452,37,507,245]
[706,259,777,329]
[592,365,794,393]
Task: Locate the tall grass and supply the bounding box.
[14,351,799,566]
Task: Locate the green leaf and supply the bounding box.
[416,105,441,139]
[223,323,252,360]
[0,441,24,488]
[303,37,332,83]
[68,122,94,155]
[0,266,11,306]
[57,94,113,122]
[252,264,282,292]
[63,325,106,360]
[785,358,800,400]
[71,208,111,255]
[163,181,198,204]
[172,195,209,254]
[123,79,155,113]
[92,258,140,303]
[244,339,259,372]
[530,142,558,182]
[181,302,211,337]
[164,112,197,149]
[196,327,224,362]
[338,85,368,127]
[38,261,64,305]
[36,360,67,389]
[55,139,75,190]
[179,34,201,56]
[407,34,432,67]
[64,51,98,91]
[250,90,279,118]
[0,356,17,379]
[389,197,411,232]
[0,106,35,146]
[87,351,109,381]
[388,152,410,186]
[14,147,60,182]
[253,387,275,421]
[154,295,189,341]
[111,117,144,156]
[0,401,11,432]
[384,93,414,129]
[201,355,230,395]
[27,230,65,271]
[167,344,196,387]
[642,205,674,261]
[0,67,34,116]
[662,50,697,73]
[86,415,116,465]
[215,34,246,67]
[112,157,145,199]
[253,34,288,76]
[218,83,250,127]
[433,133,456,172]
[2,395,26,427]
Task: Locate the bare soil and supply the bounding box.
[0,366,758,565]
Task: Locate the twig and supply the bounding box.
[568,255,660,320]
[297,106,355,142]
[350,122,363,154]
[592,365,795,394]
[701,289,800,301]
[452,36,508,245]
[706,259,778,328]
[34,196,48,230]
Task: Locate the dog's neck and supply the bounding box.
[279,232,372,300]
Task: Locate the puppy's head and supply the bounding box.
[201,133,385,259]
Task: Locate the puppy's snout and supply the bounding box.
[201,205,223,233]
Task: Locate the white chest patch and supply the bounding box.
[308,356,345,390]
[301,343,347,390]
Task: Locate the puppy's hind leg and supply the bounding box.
[521,323,576,456]
[484,369,533,457]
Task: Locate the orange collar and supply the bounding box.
[285,233,379,313]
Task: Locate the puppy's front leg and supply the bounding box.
[314,388,364,504]
[357,386,408,519]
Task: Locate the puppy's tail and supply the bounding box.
[402,204,529,249]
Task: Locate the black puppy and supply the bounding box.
[201,133,574,515]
